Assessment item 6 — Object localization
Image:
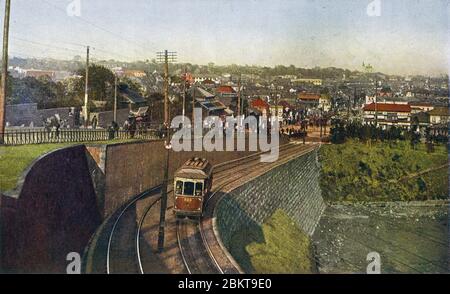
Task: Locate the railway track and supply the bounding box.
[213,142,308,184]
[177,143,318,274]
[106,186,162,274]
[177,220,223,274]
[105,142,317,274]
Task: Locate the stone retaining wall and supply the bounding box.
[216,149,326,250]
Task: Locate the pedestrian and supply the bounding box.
[92,115,98,130]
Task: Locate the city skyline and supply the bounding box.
[2,0,449,76]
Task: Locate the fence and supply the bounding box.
[1,128,161,146]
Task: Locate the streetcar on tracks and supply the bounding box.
[174,158,213,219]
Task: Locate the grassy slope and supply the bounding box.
[0,143,70,192]
[229,209,316,274]
[0,139,146,192]
[319,139,448,202]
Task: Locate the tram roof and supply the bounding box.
[175,158,213,180]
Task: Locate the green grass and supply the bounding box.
[319,139,448,202]
[229,209,316,274]
[0,139,147,192]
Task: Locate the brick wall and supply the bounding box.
[102,140,259,218]
[101,135,290,218]
[216,149,326,251]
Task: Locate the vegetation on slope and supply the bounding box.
[0,139,144,192]
[319,139,448,202]
[229,209,316,274]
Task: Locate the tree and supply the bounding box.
[75,64,115,105]
[330,119,346,144]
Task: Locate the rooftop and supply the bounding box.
[251,98,269,109]
[363,103,412,113]
[298,93,321,101]
[217,85,236,94]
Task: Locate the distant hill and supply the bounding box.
[8,56,400,81]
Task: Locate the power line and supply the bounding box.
[39,0,155,55]
[12,37,82,54]
[11,36,138,62]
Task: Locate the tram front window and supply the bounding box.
[183,181,195,196]
[195,182,204,196]
[175,181,183,195]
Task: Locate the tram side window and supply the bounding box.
[175,181,183,195]
[195,182,203,196]
[183,181,195,196]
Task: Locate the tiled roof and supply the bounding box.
[298,93,320,100]
[217,85,236,94]
[120,88,146,104]
[363,103,411,113]
[251,98,269,109]
[197,99,227,111]
[191,87,215,99]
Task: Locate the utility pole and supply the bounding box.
[0,0,11,144]
[241,86,245,116]
[275,95,279,120]
[182,67,187,124]
[192,85,196,125]
[320,107,323,138]
[237,74,241,117]
[374,76,378,127]
[364,63,377,127]
[156,50,176,252]
[84,46,90,127]
[113,74,118,123]
[275,92,279,126]
[0,0,10,271]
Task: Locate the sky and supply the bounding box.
[1,0,449,76]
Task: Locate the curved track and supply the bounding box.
[136,196,162,274]
[177,143,317,274]
[106,186,161,274]
[177,220,223,274]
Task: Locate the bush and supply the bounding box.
[319,140,448,202]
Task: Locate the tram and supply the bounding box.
[173,158,213,218]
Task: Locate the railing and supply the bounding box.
[1,128,161,146]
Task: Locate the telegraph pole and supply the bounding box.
[192,85,196,124]
[237,74,241,117]
[114,74,118,122]
[156,50,177,252]
[275,91,280,125]
[0,0,11,144]
[182,67,187,124]
[374,76,378,127]
[84,46,90,127]
[0,0,10,271]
